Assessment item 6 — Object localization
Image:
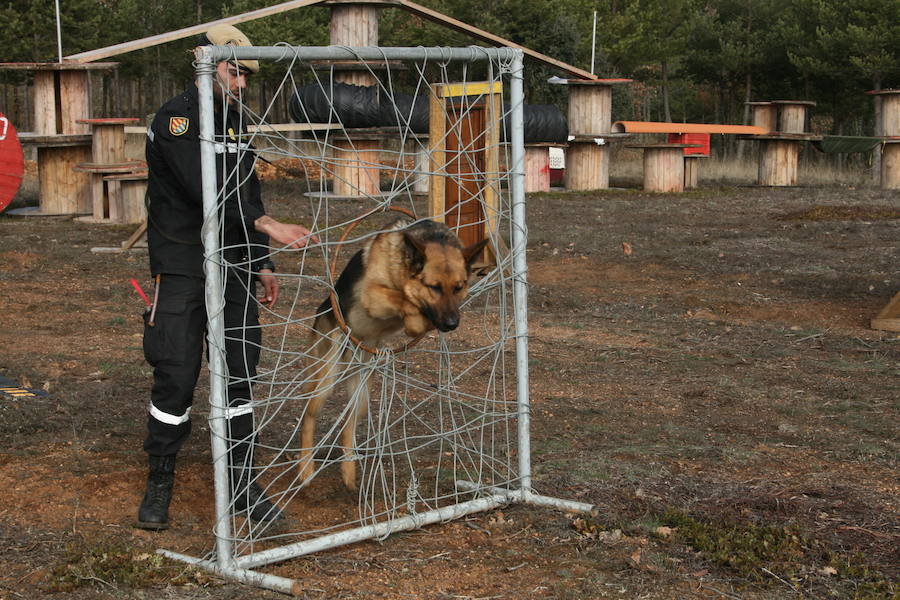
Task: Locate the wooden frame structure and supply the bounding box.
[0,61,118,216]
[564,79,630,191]
[612,121,765,190]
[742,100,821,187]
[62,0,607,200]
[74,117,147,224]
[428,81,501,264]
[867,89,900,190]
[868,89,900,332]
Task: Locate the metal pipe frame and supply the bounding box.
[202,44,520,64]
[195,49,235,571]
[160,44,593,596]
[508,51,532,498]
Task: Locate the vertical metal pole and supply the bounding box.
[54,0,63,63]
[196,47,234,569]
[591,10,597,76]
[508,52,531,496]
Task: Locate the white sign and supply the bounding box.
[548,146,565,169]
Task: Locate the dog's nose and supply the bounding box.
[440,316,459,331]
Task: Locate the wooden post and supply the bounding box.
[773,100,815,134]
[684,156,702,189]
[882,143,900,189]
[867,90,900,190]
[566,143,607,191]
[566,81,616,191]
[746,102,776,132]
[59,71,92,134]
[880,91,900,138]
[412,147,430,194]
[524,144,551,193]
[758,139,799,186]
[328,1,379,87]
[867,91,900,331]
[33,71,57,135]
[629,144,690,193]
[332,137,382,197]
[315,2,388,195]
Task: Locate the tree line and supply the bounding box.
[0,0,897,141]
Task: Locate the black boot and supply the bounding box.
[230,444,284,523]
[137,455,176,530]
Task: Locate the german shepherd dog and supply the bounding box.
[298,218,489,489]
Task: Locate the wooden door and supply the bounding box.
[443,101,486,248]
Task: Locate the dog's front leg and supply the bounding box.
[298,330,345,484]
[401,306,432,337]
[339,362,371,491]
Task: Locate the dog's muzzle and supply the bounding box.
[436,315,459,332]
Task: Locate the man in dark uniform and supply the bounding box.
[137,24,315,530]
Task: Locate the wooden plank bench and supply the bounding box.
[103,170,148,224]
[73,160,147,223]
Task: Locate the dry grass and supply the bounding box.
[609,148,876,188]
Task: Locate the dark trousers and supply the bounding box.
[143,273,261,457]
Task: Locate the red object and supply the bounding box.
[0,112,24,213]
[667,132,710,156]
[130,278,152,306]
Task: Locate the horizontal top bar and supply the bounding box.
[197,45,521,65]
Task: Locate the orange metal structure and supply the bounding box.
[612,121,766,135]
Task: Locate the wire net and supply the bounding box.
[199,47,525,564]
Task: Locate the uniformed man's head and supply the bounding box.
[198,24,259,103]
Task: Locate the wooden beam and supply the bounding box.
[396,0,597,80]
[65,0,328,63]
[66,0,597,83]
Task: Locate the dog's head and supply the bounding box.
[403,230,489,333]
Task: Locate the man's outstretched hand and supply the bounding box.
[254,215,319,249]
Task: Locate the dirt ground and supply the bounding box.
[0,177,897,600]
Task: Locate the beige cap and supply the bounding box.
[203,24,259,74]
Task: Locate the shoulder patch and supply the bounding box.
[169,116,189,136]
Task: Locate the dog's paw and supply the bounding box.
[340,461,358,491]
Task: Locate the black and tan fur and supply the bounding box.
[299,218,488,489]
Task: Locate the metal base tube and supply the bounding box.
[158,549,303,596]
[455,480,595,515]
[235,492,511,570]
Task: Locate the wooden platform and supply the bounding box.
[18,133,92,147]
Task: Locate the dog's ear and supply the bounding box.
[461,238,490,268]
[403,231,427,274]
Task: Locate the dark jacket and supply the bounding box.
[145,84,268,278]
